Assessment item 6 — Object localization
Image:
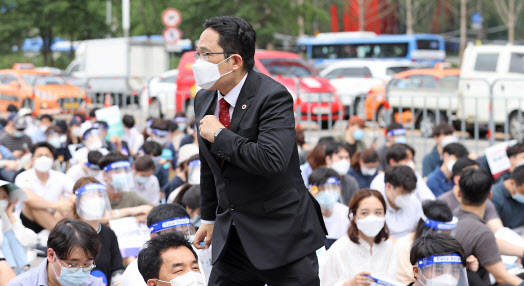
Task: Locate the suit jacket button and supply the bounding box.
[224,178,230,184]
[230,205,235,211]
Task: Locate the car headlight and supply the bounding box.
[300,92,334,103]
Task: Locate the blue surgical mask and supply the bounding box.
[178,123,187,131]
[513,193,524,204]
[192,214,201,228]
[51,257,92,286]
[315,190,339,210]
[353,129,364,141]
[136,175,149,185]
[395,136,407,144]
[111,173,132,191]
[13,130,24,138]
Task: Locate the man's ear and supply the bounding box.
[231,54,243,71]
[453,175,459,185]
[489,190,493,200]
[146,279,157,286]
[412,266,419,279]
[457,189,462,198]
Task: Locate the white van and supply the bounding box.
[458,45,524,138]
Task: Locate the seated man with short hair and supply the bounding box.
[426,142,469,197]
[492,165,524,229]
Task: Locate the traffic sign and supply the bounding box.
[163,27,182,45]
[162,8,181,27]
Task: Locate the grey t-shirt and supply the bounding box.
[438,191,499,221]
[110,192,152,210]
[454,208,502,285]
[340,174,360,206]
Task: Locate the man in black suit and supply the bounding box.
[193,16,327,286]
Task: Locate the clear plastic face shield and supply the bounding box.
[149,217,196,242]
[417,254,468,286]
[83,129,104,151]
[75,183,112,221]
[103,161,137,193]
[187,159,201,185]
[84,161,101,178]
[151,128,169,145]
[309,177,341,211]
[421,214,459,236]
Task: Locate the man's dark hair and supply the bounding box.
[142,141,163,157]
[511,165,524,186]
[45,125,64,136]
[386,122,404,133]
[167,120,178,133]
[39,114,53,122]
[89,108,99,119]
[150,119,169,131]
[415,200,453,240]
[318,136,335,144]
[31,142,57,160]
[451,157,478,178]
[180,185,201,210]
[146,203,190,227]
[410,232,466,266]
[203,16,256,72]
[325,141,345,158]
[443,142,469,159]
[48,218,101,261]
[7,104,18,113]
[98,151,129,170]
[308,167,341,186]
[122,114,135,128]
[458,168,493,206]
[385,144,409,165]
[432,122,455,137]
[94,121,109,130]
[87,150,103,165]
[384,165,417,191]
[135,155,155,172]
[507,143,524,158]
[138,231,198,282]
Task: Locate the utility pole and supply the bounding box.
[459,0,467,67]
[358,0,365,31]
[106,0,112,38]
[508,0,515,44]
[476,0,483,41]
[406,0,413,34]
[122,0,130,38]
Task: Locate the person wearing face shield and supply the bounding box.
[15,142,75,233]
[121,204,196,286]
[172,113,189,150]
[133,156,161,205]
[409,232,469,286]
[344,116,367,159]
[308,168,350,250]
[348,148,379,190]
[324,142,360,206]
[371,144,436,203]
[72,177,124,286]
[376,123,407,171]
[147,119,178,170]
[380,165,420,239]
[67,151,104,183]
[395,200,481,285]
[426,143,469,197]
[320,189,396,286]
[422,122,457,178]
[71,128,109,166]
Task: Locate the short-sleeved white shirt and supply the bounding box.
[15,168,75,202]
[323,202,350,240]
[370,172,435,202]
[136,175,161,205]
[66,163,104,183]
[376,186,423,239]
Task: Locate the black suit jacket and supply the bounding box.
[194,71,327,270]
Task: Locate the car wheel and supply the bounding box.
[321,120,336,130]
[376,105,391,128]
[509,111,524,140]
[149,98,163,118]
[354,96,366,118]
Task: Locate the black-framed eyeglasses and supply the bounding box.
[193,52,232,62]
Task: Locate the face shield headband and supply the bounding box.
[83,129,102,141]
[387,128,407,137]
[151,128,169,137]
[84,162,100,170]
[418,254,462,268]
[75,183,107,196]
[421,214,459,231]
[150,217,192,234]
[103,161,131,172]
[309,177,341,195]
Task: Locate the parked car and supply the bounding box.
[364,65,460,137]
[319,60,418,118]
[140,69,178,118]
[0,63,90,115]
[458,44,524,139]
[176,50,343,129]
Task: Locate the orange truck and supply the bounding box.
[0,63,90,115]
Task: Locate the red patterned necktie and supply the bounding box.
[219,98,231,129]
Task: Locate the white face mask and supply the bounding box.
[86,141,103,151]
[188,168,201,185]
[356,215,385,238]
[79,198,106,221]
[156,270,206,286]
[361,166,377,176]
[72,127,82,138]
[446,160,456,174]
[394,192,412,209]
[192,56,233,90]
[0,200,8,213]
[407,161,416,171]
[34,156,53,173]
[424,274,459,286]
[332,160,350,175]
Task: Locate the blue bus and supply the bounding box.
[297,32,446,68]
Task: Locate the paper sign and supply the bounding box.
[109,217,150,258]
[485,140,517,178]
[95,106,124,140]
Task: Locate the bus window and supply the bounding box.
[417,40,440,50]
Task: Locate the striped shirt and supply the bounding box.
[0,133,32,152]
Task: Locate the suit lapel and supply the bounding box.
[230,72,259,133]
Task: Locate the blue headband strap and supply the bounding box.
[321,177,341,186]
[84,162,100,170]
[75,183,106,196]
[387,129,407,137]
[422,214,458,231]
[103,161,131,172]
[151,128,169,137]
[418,254,462,267]
[174,117,188,123]
[83,129,102,140]
[149,217,191,234]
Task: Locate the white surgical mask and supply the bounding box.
[34,156,53,173]
[407,161,416,171]
[48,137,62,149]
[446,160,456,174]
[0,200,8,213]
[86,141,103,151]
[441,135,458,148]
[156,270,206,286]
[79,198,106,220]
[332,160,350,175]
[424,274,459,286]
[361,166,377,176]
[192,56,233,90]
[394,193,412,209]
[72,127,82,138]
[356,215,385,237]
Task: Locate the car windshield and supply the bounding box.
[21,75,66,85]
[259,58,318,77]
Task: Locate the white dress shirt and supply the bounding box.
[320,235,397,286]
[323,203,350,240]
[370,172,435,202]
